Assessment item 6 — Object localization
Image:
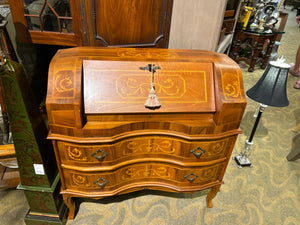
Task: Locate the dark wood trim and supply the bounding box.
[162,0,173,48]
[9,0,81,46]
[70,0,85,46]
[29,31,77,46]
[8,0,27,25]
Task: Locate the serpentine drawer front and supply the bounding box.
[46,47,247,220]
[56,135,236,167]
[61,162,226,194]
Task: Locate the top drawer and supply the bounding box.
[55,135,237,167]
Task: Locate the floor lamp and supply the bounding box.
[234,58,290,168]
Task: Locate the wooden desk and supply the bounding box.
[229,30,281,72]
[46,47,247,220]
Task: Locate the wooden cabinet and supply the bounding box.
[46,47,247,220]
[8,0,242,51]
[85,0,173,47]
[8,0,173,47]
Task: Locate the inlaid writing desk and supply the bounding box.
[46,47,247,219]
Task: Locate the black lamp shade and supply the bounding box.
[246,61,289,107]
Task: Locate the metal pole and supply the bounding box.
[234,103,268,168]
[248,109,263,142]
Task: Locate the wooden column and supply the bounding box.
[0,60,67,225]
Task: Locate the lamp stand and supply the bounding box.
[234,103,268,168]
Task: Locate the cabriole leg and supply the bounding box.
[206,185,221,208]
[63,194,75,219]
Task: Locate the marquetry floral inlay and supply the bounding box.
[116,76,185,98]
[117,50,177,59]
[211,141,226,154]
[72,174,89,186]
[224,81,241,98]
[222,71,242,100]
[202,167,217,180]
[54,71,74,93]
[66,146,88,161]
[123,139,175,155]
[122,166,170,180]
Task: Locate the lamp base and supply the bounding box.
[233,155,253,168]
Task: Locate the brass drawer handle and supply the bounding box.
[94,177,109,188]
[184,173,198,182]
[190,147,206,159]
[91,149,108,161]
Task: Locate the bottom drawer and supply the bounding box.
[62,162,225,194]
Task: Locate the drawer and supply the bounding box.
[56,135,236,166]
[62,162,225,193]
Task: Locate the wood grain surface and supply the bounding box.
[46,47,246,219]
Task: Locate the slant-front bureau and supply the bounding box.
[46,47,247,219]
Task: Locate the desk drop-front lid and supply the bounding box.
[46,47,246,138]
[83,60,215,114]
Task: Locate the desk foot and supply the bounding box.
[63,194,75,220]
[206,185,221,208]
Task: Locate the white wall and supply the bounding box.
[168,0,227,51]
